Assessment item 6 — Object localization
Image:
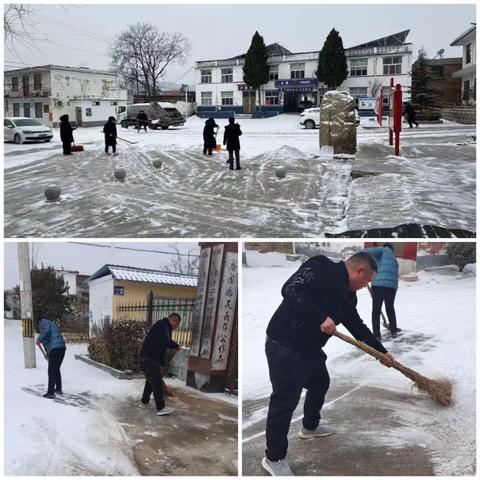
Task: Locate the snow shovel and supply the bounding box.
[71,143,84,152]
[333,330,453,406]
[367,284,389,329]
[117,136,138,145]
[162,348,179,397]
[214,126,221,151]
[36,342,48,360]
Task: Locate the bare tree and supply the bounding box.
[160,244,199,276]
[109,23,190,99]
[4,4,37,57]
[368,77,384,98]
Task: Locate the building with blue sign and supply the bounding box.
[195,31,412,117]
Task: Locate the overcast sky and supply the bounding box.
[4,241,201,288]
[4,3,475,85]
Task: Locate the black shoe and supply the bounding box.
[54,389,63,395]
[43,392,56,399]
[390,332,397,338]
[236,166,241,170]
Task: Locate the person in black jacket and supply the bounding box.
[404,103,419,128]
[262,253,395,477]
[103,116,117,154]
[139,313,181,415]
[59,114,74,155]
[136,110,149,132]
[203,117,218,156]
[223,117,242,170]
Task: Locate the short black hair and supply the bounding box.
[168,312,181,322]
[383,243,394,251]
[346,252,377,273]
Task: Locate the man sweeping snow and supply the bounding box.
[262,253,394,476]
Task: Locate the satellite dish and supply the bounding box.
[436,49,445,58]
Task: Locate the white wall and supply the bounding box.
[88,274,113,336]
[60,271,77,294]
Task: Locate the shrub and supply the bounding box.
[102,320,149,372]
[88,336,110,366]
[446,243,476,272]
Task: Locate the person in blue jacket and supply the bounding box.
[362,243,401,340]
[35,316,66,399]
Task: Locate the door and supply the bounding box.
[75,106,83,127]
[283,92,299,113]
[242,90,256,113]
[23,103,30,118]
[4,119,14,141]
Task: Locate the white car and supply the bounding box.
[4,117,53,144]
[300,108,361,129]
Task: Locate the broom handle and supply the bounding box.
[367,284,389,328]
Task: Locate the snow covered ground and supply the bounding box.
[4,115,475,237]
[242,250,475,475]
[4,319,237,475]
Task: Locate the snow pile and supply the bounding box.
[242,257,475,474]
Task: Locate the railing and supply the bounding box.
[116,294,196,347]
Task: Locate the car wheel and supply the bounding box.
[304,119,316,129]
[160,126,169,130]
[14,133,22,144]
[121,120,128,128]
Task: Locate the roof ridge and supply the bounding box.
[106,263,197,278]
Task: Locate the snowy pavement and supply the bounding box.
[4,320,237,475]
[241,251,475,475]
[4,115,475,237]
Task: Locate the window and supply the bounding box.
[350,58,368,76]
[12,77,18,92]
[221,91,234,106]
[110,101,118,106]
[463,80,471,101]
[269,64,279,80]
[92,101,100,106]
[43,104,49,113]
[4,119,14,127]
[381,86,391,106]
[86,108,92,117]
[290,63,305,79]
[35,102,43,118]
[383,56,402,75]
[221,68,233,83]
[265,90,279,105]
[466,43,472,64]
[13,103,20,116]
[33,73,42,90]
[430,65,444,79]
[201,91,212,106]
[22,75,29,96]
[349,87,368,99]
[201,69,212,83]
[23,102,31,117]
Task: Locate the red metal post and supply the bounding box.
[388,78,394,145]
[394,83,402,156]
[378,87,383,127]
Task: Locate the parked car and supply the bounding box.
[299,108,361,129]
[117,102,184,130]
[4,117,53,144]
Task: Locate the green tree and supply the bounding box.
[446,243,476,272]
[243,31,270,111]
[316,29,348,89]
[15,266,75,323]
[411,49,440,111]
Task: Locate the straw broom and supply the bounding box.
[333,330,453,406]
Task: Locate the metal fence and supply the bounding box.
[115,293,196,347]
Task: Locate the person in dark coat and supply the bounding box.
[404,102,419,128]
[362,243,401,340]
[103,116,118,154]
[203,117,218,155]
[139,313,181,415]
[35,316,66,399]
[136,110,149,132]
[223,117,242,170]
[59,114,74,155]
[262,253,395,476]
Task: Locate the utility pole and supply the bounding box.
[18,243,36,368]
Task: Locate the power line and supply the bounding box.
[68,242,200,258]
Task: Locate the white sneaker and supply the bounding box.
[262,457,295,476]
[156,406,174,416]
[138,402,150,409]
[298,425,334,439]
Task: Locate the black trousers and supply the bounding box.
[203,144,213,155]
[140,357,165,410]
[228,149,240,169]
[406,114,418,128]
[62,142,72,155]
[372,286,397,335]
[265,337,330,461]
[137,123,147,132]
[47,347,66,395]
[105,142,116,153]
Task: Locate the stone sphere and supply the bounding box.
[114,168,126,180]
[152,158,163,169]
[274,166,287,179]
[44,185,61,201]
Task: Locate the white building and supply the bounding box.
[450,25,476,103]
[4,65,128,127]
[195,31,412,117]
